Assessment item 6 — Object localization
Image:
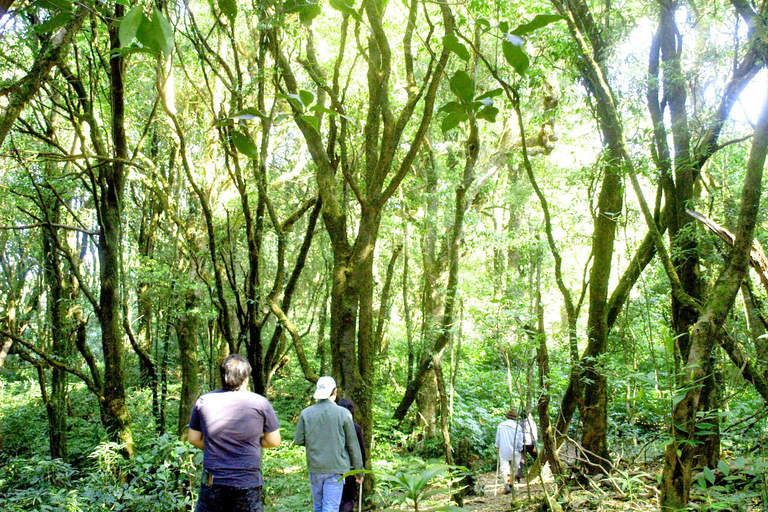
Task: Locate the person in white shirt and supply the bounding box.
[495,409,524,493]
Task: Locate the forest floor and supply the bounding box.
[460,466,661,512]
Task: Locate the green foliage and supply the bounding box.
[348,460,470,511]
[0,436,197,512]
[692,457,768,511]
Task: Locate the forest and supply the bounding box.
[0,0,767,510]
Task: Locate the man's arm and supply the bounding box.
[261,429,281,448]
[293,414,306,446]
[188,428,204,450]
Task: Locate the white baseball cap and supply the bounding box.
[314,376,337,399]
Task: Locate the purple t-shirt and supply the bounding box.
[189,389,280,488]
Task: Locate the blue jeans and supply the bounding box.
[309,473,344,512]
[195,481,262,512]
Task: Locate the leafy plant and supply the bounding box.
[347,460,470,512]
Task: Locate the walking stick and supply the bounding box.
[358,480,363,512]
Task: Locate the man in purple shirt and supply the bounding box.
[188,354,281,512]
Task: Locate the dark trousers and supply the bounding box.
[517,444,538,478]
[339,475,359,512]
[195,481,263,512]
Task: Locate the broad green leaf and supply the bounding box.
[152,8,174,56]
[276,92,304,106]
[37,11,72,33]
[443,33,469,62]
[449,70,474,103]
[498,21,509,33]
[703,466,715,485]
[511,14,564,36]
[119,6,144,47]
[477,105,498,122]
[299,89,315,107]
[502,41,529,75]
[442,111,466,132]
[299,2,321,25]
[717,460,730,476]
[328,0,362,22]
[301,114,320,132]
[219,0,237,25]
[438,101,465,114]
[672,392,687,408]
[734,456,746,469]
[136,13,162,54]
[231,131,259,159]
[116,0,130,5]
[476,18,491,31]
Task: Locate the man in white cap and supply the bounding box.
[294,376,364,512]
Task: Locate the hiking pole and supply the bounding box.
[358,480,363,512]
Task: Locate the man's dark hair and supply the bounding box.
[220,354,251,390]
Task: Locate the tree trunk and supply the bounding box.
[660,82,768,511]
[97,5,133,457]
[178,281,200,438]
[42,197,68,461]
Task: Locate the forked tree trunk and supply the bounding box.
[660,85,768,512]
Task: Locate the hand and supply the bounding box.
[355,474,364,484]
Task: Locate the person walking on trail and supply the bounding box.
[520,411,538,478]
[294,376,364,512]
[337,398,366,512]
[187,354,281,512]
[495,409,524,493]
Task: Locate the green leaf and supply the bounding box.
[449,70,474,103]
[328,0,362,22]
[229,107,264,121]
[734,456,746,469]
[231,131,259,159]
[136,13,162,54]
[276,92,304,109]
[511,14,564,36]
[442,111,466,132]
[152,8,174,56]
[717,460,730,476]
[38,0,72,12]
[475,88,503,102]
[477,105,499,122]
[283,0,322,25]
[301,114,320,132]
[438,101,465,114]
[37,11,72,33]
[703,466,716,485]
[443,33,469,62]
[498,21,509,33]
[218,0,237,25]
[476,18,491,31]
[309,105,338,116]
[502,41,529,75]
[299,89,315,107]
[119,6,144,47]
[116,0,130,5]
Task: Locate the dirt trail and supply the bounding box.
[463,470,548,512]
[461,469,663,512]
